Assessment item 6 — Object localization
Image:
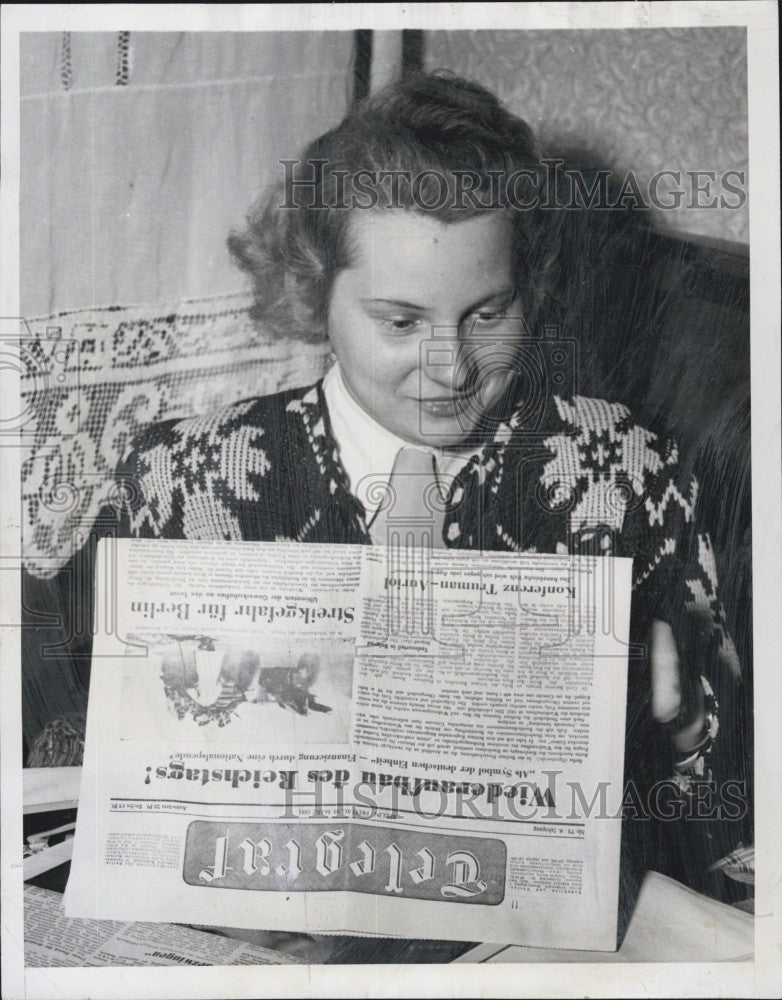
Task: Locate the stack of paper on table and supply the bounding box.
[457,871,753,963]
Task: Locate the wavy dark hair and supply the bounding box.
[228,71,563,343]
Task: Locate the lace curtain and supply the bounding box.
[20,32,352,575]
[21,31,355,314]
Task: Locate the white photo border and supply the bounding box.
[1,3,779,998]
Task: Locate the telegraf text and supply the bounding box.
[183,821,507,904]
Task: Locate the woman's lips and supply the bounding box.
[417,392,478,418]
[415,371,510,419]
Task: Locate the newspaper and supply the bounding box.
[24,885,304,966]
[64,539,631,951]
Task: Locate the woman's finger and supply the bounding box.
[650,619,707,753]
[650,619,682,723]
[672,679,706,754]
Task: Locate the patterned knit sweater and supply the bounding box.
[118,380,740,791]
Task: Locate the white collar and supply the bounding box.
[322,362,476,511]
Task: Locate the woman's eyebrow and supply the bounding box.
[360,298,427,311]
[361,288,515,313]
[463,288,516,312]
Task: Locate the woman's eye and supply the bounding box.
[469,298,517,327]
[380,317,420,332]
[472,308,507,325]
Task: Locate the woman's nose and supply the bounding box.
[422,333,473,390]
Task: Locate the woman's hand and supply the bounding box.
[650,618,706,755]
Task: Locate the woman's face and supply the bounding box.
[326,211,524,447]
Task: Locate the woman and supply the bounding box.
[115,74,741,943]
